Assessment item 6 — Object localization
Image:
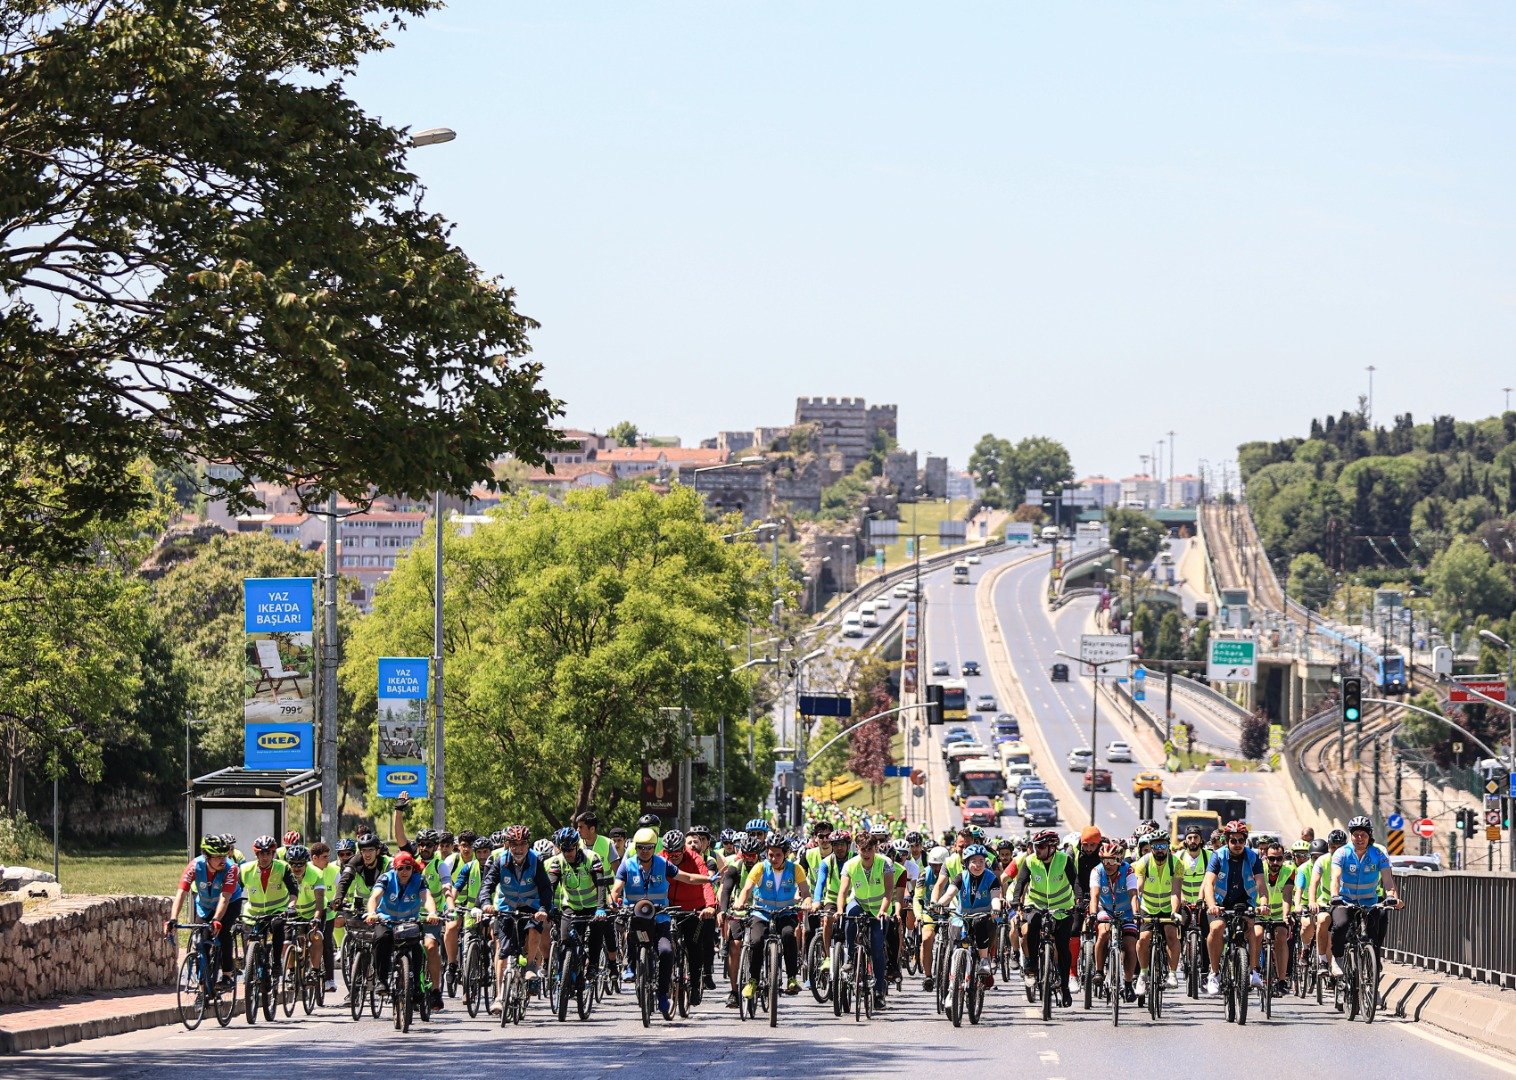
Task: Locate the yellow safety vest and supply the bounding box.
[1023,852,1075,914]
[1135,852,1180,916]
[842,855,893,915]
[241,858,294,918]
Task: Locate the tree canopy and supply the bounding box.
[967,433,1074,509]
[1,1,561,568]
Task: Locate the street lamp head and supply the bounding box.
[1479,629,1511,651]
[411,127,457,147]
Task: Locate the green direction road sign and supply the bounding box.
[1207,638,1257,684]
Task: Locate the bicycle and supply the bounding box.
[1179,904,1205,1000]
[840,911,882,1022]
[622,902,685,1027]
[944,911,996,1027]
[1077,911,1099,1011]
[172,921,238,1030]
[996,909,1020,982]
[902,915,922,977]
[1258,919,1287,1020]
[668,908,706,1017]
[1141,913,1177,1020]
[928,906,955,1015]
[1022,908,1070,1022]
[492,908,541,1027]
[805,912,833,1004]
[551,914,600,1022]
[379,917,432,1032]
[1217,905,1256,1026]
[738,905,802,1028]
[1103,915,1128,1028]
[460,910,495,1018]
[279,917,324,1016]
[239,913,288,1025]
[1334,902,1392,1023]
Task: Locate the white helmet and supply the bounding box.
[532,838,556,859]
[927,845,949,866]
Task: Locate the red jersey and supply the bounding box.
[665,847,715,911]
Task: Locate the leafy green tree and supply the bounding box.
[1240,712,1268,761]
[342,487,785,831]
[1013,436,1075,501]
[1287,553,1334,609]
[1152,611,1182,661]
[967,435,1013,507]
[1106,508,1164,562]
[606,421,640,447]
[1,1,561,569]
[1427,538,1514,626]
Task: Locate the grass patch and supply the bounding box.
[876,499,973,570]
[49,837,187,897]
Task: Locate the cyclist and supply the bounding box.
[442,829,481,986]
[834,829,896,1011]
[364,850,441,992]
[734,832,810,999]
[1309,830,1347,979]
[283,844,328,995]
[1009,829,1078,1006]
[930,842,1000,987]
[803,820,834,880]
[1175,824,1210,981]
[808,829,853,981]
[1328,816,1402,968]
[479,824,555,998]
[239,835,300,973]
[333,833,391,919]
[1132,831,1182,995]
[606,825,630,867]
[569,810,613,870]
[1200,820,1268,996]
[608,826,711,1018]
[545,825,613,994]
[1260,840,1295,996]
[915,845,949,991]
[718,834,765,1006]
[276,829,301,861]
[1088,839,1139,1001]
[165,834,243,991]
[662,829,719,992]
[406,827,449,999]
[309,842,339,993]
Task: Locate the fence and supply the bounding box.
[1385,870,1516,988]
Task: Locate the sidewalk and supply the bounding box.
[0,988,178,1054]
[1382,958,1516,1059]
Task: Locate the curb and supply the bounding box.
[1381,968,1516,1058]
[0,1002,179,1054]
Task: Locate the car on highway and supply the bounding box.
[1204,758,1230,774]
[1020,795,1059,826]
[966,553,982,564]
[991,716,1020,742]
[1164,794,1199,818]
[1016,782,1051,815]
[974,693,997,712]
[1106,740,1133,763]
[1050,662,1069,682]
[1132,771,1165,797]
[931,660,951,676]
[1003,762,1037,793]
[961,659,981,676]
[893,583,913,599]
[842,612,863,637]
[1082,768,1113,792]
[873,594,891,609]
[1389,854,1442,873]
[1066,747,1093,772]
[962,796,999,826]
[942,728,976,748]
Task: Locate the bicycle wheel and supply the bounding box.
[367,958,382,1019]
[394,954,411,1032]
[462,942,480,1016]
[967,958,985,1025]
[1185,931,1201,999]
[675,943,690,1020]
[1149,937,1164,1020]
[948,948,966,1027]
[855,946,871,1022]
[1344,949,1360,1021]
[832,940,848,1016]
[998,925,1015,982]
[638,947,654,1028]
[279,946,299,1017]
[1040,938,1055,1022]
[417,955,432,1024]
[1358,945,1379,1023]
[340,934,354,988]
[348,951,367,1021]
[243,942,261,1025]
[936,935,951,1013]
[1232,947,1249,1026]
[767,938,781,1028]
[1109,938,1122,1027]
[1261,941,1273,1020]
[1081,936,1094,1011]
[808,933,830,1003]
[556,941,576,1021]
[577,950,593,1020]
[302,951,319,1015]
[177,953,206,1030]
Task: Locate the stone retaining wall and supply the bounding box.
[0,895,175,1005]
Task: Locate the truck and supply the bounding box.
[952,559,970,583]
[1193,788,1248,825]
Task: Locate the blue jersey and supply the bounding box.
[1207,847,1263,906]
[617,855,674,923]
[1092,862,1136,920]
[371,868,426,920]
[955,870,997,915]
[1331,844,1390,906]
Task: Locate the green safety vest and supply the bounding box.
[241,858,294,918]
[804,845,826,881]
[1178,848,1208,904]
[1134,852,1181,916]
[1312,853,1333,902]
[1022,852,1075,914]
[549,851,602,912]
[316,862,338,919]
[1263,862,1292,909]
[291,863,324,919]
[422,854,446,903]
[842,855,894,915]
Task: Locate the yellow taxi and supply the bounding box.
[1132,770,1165,797]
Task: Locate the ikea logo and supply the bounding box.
[257,732,302,750]
[386,771,419,785]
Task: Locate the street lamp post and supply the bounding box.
[1056,649,1139,822]
[1477,630,1516,870]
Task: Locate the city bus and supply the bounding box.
[937,677,968,722]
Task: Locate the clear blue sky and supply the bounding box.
[349,2,1516,485]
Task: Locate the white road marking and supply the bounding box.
[1396,1020,1516,1075]
[1039,1051,1061,1065]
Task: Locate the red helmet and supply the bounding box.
[830,831,852,845]
[391,852,417,871]
[1223,820,1249,838]
[283,830,301,846]
[503,825,530,844]
[1098,839,1126,860]
[1032,830,1060,848]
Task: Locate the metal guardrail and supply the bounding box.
[1386,870,1516,988]
[1167,672,1249,725]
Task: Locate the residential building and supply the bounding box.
[1165,474,1203,507]
[338,509,429,611]
[547,428,617,466]
[1078,475,1122,508]
[1118,474,1163,509]
[597,446,728,481]
[522,463,616,499]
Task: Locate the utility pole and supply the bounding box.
[1419,783,1429,855]
[321,494,339,845]
[432,492,446,830]
[1372,741,1381,826]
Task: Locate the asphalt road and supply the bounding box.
[13,971,1512,1078]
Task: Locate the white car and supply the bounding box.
[1164,794,1199,818]
[873,595,891,609]
[1106,741,1133,763]
[1067,747,1093,772]
[892,583,912,599]
[966,553,982,564]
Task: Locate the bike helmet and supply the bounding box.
[637,813,662,830]
[456,830,479,846]
[284,844,310,864]
[740,835,766,855]
[219,833,238,848]
[830,830,852,845]
[283,830,301,846]
[437,831,455,847]
[905,830,925,845]
[1032,830,1060,848]
[1150,833,1171,849]
[632,827,659,847]
[252,834,277,853]
[1291,839,1311,854]
[1347,815,1373,836]
[965,825,986,841]
[490,829,508,848]
[503,825,530,845]
[532,838,556,859]
[927,845,949,865]
[995,838,1015,852]
[356,832,381,850]
[718,828,738,845]
[1099,839,1125,860]
[963,844,989,861]
[1222,820,1249,839]
[1327,829,1348,845]
[553,827,580,849]
[688,825,712,839]
[1138,819,1160,836]
[200,834,229,856]
[662,829,687,852]
[745,818,768,832]
[1309,839,1329,856]
[415,828,440,845]
[335,838,356,855]
[788,837,804,854]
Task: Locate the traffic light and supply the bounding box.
[1456,808,1477,839]
[926,684,944,726]
[1342,676,1362,723]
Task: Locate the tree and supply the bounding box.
[1152,611,1182,661]
[1286,553,1334,609]
[1240,712,1268,761]
[1106,508,1164,563]
[1,1,561,569]
[967,435,1013,508]
[1427,538,1515,626]
[342,487,784,831]
[1012,436,1075,501]
[606,421,640,447]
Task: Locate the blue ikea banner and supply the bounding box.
[376,657,430,798]
[243,577,316,769]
